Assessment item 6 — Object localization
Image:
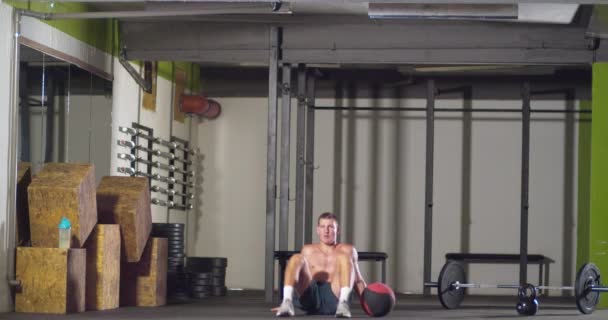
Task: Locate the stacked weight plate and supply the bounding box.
[151,223,188,301]
[187,257,228,298]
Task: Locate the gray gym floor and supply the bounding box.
[0,291,606,319]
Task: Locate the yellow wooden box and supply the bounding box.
[27,163,97,248]
[121,237,168,307]
[97,176,152,262]
[85,224,120,311]
[15,247,86,314]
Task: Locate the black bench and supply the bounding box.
[445,253,554,290]
[274,250,388,300]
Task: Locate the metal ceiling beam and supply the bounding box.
[282,48,594,65]
[366,1,608,3]
[121,19,599,65]
[25,0,608,3]
[281,21,595,65]
[121,21,270,63]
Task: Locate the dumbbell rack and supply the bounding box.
[116,122,195,210]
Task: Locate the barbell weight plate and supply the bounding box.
[575,262,601,314]
[438,261,466,309]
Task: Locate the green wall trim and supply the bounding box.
[158,62,173,82]
[174,62,201,93]
[7,1,114,54]
[6,2,201,94]
[577,100,592,268]
[589,63,608,308]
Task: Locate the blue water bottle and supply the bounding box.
[58,217,71,248]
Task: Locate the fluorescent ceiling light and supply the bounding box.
[368,3,579,24]
[412,65,524,73]
[368,4,517,20]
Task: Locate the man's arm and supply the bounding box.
[351,247,367,296]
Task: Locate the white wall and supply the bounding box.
[111,65,196,224]
[110,60,141,178]
[169,103,195,227]
[191,98,269,289]
[195,78,586,294]
[0,2,15,313]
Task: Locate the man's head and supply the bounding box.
[316,212,339,246]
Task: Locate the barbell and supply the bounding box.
[424,260,603,315]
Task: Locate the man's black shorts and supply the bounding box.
[297,281,338,315]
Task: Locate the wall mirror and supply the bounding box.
[18,44,113,183]
[15,43,113,246]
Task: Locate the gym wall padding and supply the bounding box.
[589,62,608,308]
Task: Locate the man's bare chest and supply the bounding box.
[307,254,337,272]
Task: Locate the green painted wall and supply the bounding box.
[577,100,591,267]
[7,1,113,53]
[6,1,201,90]
[589,63,608,308]
[175,62,202,93]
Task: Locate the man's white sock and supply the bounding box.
[283,286,294,302]
[339,287,352,303]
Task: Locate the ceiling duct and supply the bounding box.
[369,3,580,24]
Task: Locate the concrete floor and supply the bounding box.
[0,291,606,319]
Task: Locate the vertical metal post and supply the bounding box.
[304,71,316,244]
[6,10,21,307]
[279,64,291,250]
[264,26,280,303]
[423,79,436,295]
[62,65,71,162]
[520,81,531,285]
[167,63,176,223]
[19,61,30,161]
[294,65,307,250]
[44,76,55,162]
[186,116,193,256]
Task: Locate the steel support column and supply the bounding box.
[423,79,436,296]
[294,64,307,250]
[304,71,316,244]
[520,81,531,285]
[279,63,292,250]
[264,26,280,303]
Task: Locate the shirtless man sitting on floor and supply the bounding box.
[273,212,366,318]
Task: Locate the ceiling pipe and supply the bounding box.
[19,1,581,25]
[17,2,290,20]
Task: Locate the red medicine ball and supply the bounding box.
[360,282,396,317]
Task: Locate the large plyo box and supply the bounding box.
[27,163,97,248]
[85,224,121,311]
[121,237,168,307]
[15,247,86,314]
[97,176,152,262]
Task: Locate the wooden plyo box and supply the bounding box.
[85,224,120,311]
[16,162,32,246]
[15,247,86,314]
[120,237,168,307]
[28,163,97,248]
[97,176,152,262]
